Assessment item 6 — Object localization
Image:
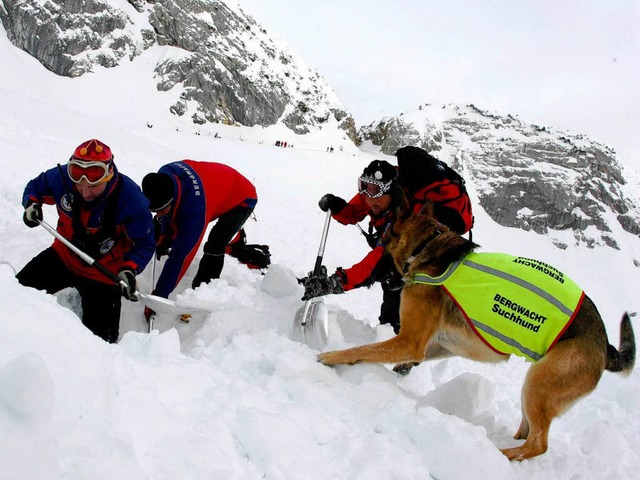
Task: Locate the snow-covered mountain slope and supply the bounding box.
[0,0,355,137]
[3,0,638,253]
[359,103,640,251]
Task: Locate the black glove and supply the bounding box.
[318,194,346,214]
[155,241,171,260]
[23,201,43,228]
[117,267,138,301]
[301,273,344,301]
[298,265,328,285]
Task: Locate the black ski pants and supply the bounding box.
[370,253,402,334]
[16,247,122,343]
[379,281,401,334]
[192,204,254,288]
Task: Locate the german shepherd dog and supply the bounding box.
[318,203,635,461]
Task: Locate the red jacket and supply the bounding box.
[153,160,257,298]
[332,177,472,290]
[331,193,394,291]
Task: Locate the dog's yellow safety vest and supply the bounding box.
[412,252,584,362]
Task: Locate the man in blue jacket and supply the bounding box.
[17,139,155,342]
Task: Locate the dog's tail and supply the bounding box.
[606,313,635,374]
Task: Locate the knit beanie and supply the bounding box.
[142,173,174,211]
[72,139,113,163]
[361,160,398,184]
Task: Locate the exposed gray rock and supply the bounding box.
[0,0,355,138]
[0,0,149,76]
[359,103,640,249]
[359,114,442,153]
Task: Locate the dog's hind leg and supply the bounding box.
[513,407,529,440]
[501,338,604,461]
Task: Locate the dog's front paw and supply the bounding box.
[317,351,337,366]
[317,351,354,366]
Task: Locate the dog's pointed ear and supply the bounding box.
[393,187,411,222]
[394,206,412,227]
[418,200,435,218]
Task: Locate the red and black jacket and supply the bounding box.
[152,160,257,298]
[331,193,394,291]
[331,175,473,291]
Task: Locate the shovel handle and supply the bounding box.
[312,210,332,276]
[38,219,127,288]
[38,219,204,318]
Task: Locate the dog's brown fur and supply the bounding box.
[318,204,635,461]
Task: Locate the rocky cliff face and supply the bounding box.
[359,103,640,250]
[0,0,355,138]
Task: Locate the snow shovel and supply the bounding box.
[38,219,205,316]
[292,210,332,350]
[147,252,192,329]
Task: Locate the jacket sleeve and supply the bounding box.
[332,193,368,225]
[337,244,385,291]
[22,168,62,207]
[120,191,155,275]
[153,211,207,298]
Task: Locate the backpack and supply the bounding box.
[225,229,271,271]
[395,146,474,234]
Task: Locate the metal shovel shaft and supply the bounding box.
[292,210,332,350]
[302,209,332,327]
[38,219,200,315]
[311,209,332,277]
[38,219,125,286]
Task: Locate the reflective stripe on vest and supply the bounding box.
[413,253,584,362]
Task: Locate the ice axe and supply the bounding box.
[38,219,204,317]
[291,210,332,350]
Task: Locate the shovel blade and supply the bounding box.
[291,298,329,350]
[136,292,206,316]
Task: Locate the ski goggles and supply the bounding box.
[67,159,114,185]
[358,176,394,198]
